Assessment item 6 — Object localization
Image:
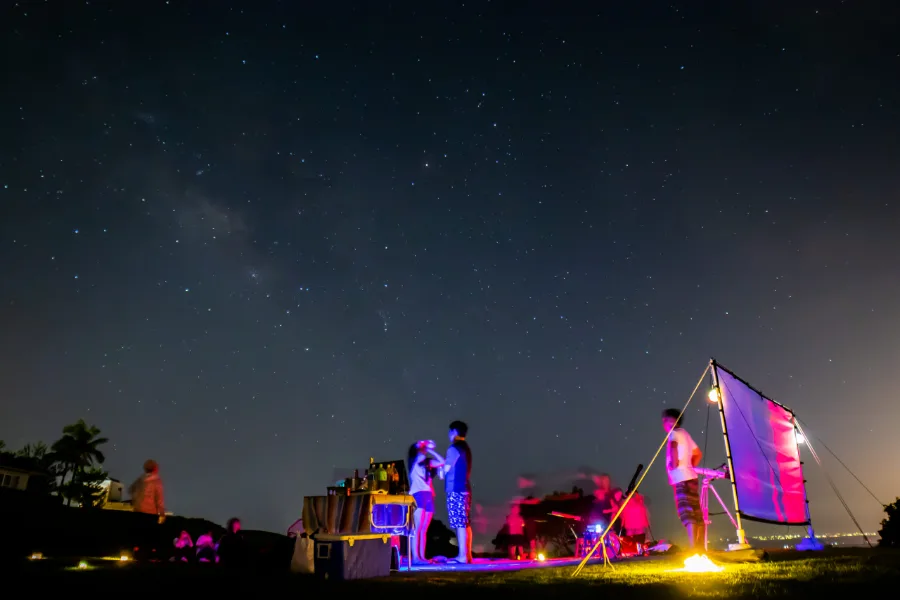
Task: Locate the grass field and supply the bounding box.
[26,549,900,598]
[379,549,900,598]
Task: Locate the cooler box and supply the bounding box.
[314,533,392,580]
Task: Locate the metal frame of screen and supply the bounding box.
[712,360,811,527]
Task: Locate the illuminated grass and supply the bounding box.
[383,550,900,598]
[25,548,900,598]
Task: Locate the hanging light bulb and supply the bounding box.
[707,388,720,404]
[795,430,805,445]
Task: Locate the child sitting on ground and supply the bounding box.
[171,530,193,562]
[195,530,218,562]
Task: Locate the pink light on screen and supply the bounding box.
[716,366,809,525]
[766,401,808,524]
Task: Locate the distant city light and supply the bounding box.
[724,532,876,542]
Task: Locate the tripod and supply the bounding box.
[695,467,738,551]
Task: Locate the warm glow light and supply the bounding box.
[707,389,719,403]
[30,552,43,560]
[77,561,89,569]
[537,553,546,561]
[680,554,724,573]
[119,555,130,561]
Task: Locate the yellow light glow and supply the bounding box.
[680,554,724,573]
[707,389,719,403]
[77,561,89,569]
[537,553,546,561]
[30,552,43,560]
[119,555,130,561]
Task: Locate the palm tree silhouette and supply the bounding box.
[16,441,50,460]
[14,441,61,496]
[51,420,109,506]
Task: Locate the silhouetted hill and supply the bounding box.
[0,487,224,560]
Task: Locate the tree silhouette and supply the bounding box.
[50,420,109,506]
[16,441,49,461]
[878,498,900,548]
[61,465,109,508]
[425,518,456,558]
[13,441,60,496]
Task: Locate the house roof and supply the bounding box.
[0,453,48,476]
[0,464,43,476]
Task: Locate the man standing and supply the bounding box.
[662,408,704,549]
[443,420,473,564]
[130,459,165,523]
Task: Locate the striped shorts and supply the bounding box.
[673,479,702,526]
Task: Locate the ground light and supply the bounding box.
[29,552,43,560]
[103,551,132,562]
[77,560,90,570]
[674,554,725,573]
[537,553,546,562]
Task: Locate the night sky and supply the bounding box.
[3,1,899,545]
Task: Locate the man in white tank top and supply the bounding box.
[662,408,704,549]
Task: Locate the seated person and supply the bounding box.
[603,488,624,532]
[217,517,250,568]
[195,530,218,562]
[172,530,193,562]
[588,485,612,531]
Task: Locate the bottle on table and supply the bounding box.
[390,464,400,493]
[376,463,388,492]
[389,463,400,494]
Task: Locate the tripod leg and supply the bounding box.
[700,481,710,551]
[709,484,739,530]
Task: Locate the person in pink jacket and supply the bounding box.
[130,459,165,522]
